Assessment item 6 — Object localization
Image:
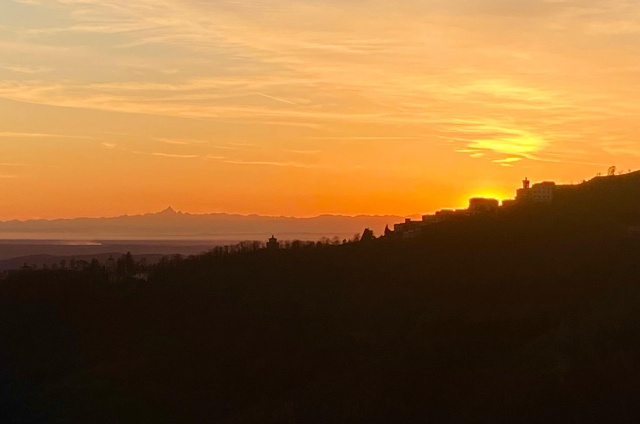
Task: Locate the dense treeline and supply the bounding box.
[2,211,640,423]
[3,173,640,423]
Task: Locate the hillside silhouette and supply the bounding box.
[2,171,640,423]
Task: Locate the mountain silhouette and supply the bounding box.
[0,210,404,240]
[157,206,178,216]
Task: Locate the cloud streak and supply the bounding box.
[0,132,89,139]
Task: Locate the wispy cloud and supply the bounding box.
[221,159,318,169]
[149,152,199,159]
[205,155,318,169]
[156,138,208,146]
[2,0,639,185]
[256,93,297,106]
[0,162,29,167]
[0,132,88,139]
[285,149,321,155]
[11,0,40,5]
[100,141,200,159]
[493,158,523,164]
[204,154,228,161]
[308,136,423,141]
[2,65,51,74]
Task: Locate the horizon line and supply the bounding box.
[0,209,424,224]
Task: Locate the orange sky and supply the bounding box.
[1,0,639,220]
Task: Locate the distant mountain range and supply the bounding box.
[0,208,405,241]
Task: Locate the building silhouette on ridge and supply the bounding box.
[267,235,280,250]
[516,178,556,203]
[391,176,559,238]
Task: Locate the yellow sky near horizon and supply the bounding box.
[1,0,639,220]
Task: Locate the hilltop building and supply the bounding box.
[394,218,424,238]
[267,235,280,250]
[516,178,556,203]
[385,170,640,239]
[394,208,473,238]
[469,198,500,215]
[422,209,472,224]
[389,177,559,238]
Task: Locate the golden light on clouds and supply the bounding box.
[1,0,639,219]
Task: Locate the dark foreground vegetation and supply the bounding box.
[2,173,640,423]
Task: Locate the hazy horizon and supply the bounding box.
[0,206,411,223]
[0,208,405,242]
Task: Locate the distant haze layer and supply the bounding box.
[0,208,402,241]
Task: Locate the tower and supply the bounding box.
[267,235,279,250]
[522,177,531,190]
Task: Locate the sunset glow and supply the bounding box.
[2,0,639,219]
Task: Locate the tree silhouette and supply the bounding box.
[117,251,135,276]
[361,228,375,242]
